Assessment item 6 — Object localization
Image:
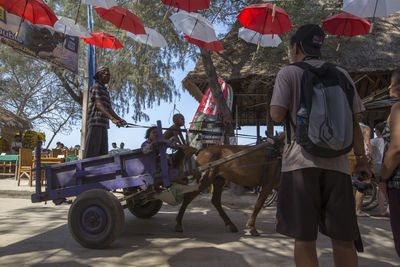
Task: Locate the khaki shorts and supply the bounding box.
[275,168,358,241]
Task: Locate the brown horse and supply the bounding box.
[176,138,283,236]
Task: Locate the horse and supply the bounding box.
[176,137,283,236]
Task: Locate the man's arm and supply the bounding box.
[95,99,126,126]
[270,68,291,124]
[381,103,400,179]
[353,114,372,179]
[270,105,287,123]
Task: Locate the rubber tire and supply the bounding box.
[68,189,125,249]
[127,199,163,219]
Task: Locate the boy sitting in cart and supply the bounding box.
[163,114,187,146]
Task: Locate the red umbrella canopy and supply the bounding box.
[0,0,58,26]
[184,35,224,52]
[322,12,371,37]
[94,6,146,35]
[161,0,210,13]
[81,32,123,49]
[237,3,292,35]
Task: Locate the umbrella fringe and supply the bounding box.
[272,4,276,22]
[16,0,29,37]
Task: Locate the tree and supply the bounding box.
[0,47,80,147]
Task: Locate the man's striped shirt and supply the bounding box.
[87,81,111,128]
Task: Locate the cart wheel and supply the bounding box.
[68,189,124,249]
[127,199,163,219]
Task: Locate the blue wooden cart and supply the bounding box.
[31,121,179,249]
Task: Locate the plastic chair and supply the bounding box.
[17,148,33,186]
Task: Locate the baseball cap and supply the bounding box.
[291,24,325,57]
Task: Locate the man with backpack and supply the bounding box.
[270,24,372,267]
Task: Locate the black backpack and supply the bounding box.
[287,62,355,157]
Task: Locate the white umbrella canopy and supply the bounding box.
[82,0,117,9]
[53,16,91,38]
[127,27,167,48]
[343,0,400,18]
[238,27,282,47]
[170,11,218,43]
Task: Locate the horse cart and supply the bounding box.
[31,121,275,249]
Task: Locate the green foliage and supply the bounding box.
[0,47,80,134]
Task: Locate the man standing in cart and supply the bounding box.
[84,66,127,158]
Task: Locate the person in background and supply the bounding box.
[120,142,125,150]
[354,123,373,217]
[109,142,119,154]
[61,143,68,151]
[370,122,390,217]
[380,70,400,257]
[84,66,127,158]
[55,142,63,150]
[11,135,22,154]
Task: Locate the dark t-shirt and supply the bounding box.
[87,81,111,128]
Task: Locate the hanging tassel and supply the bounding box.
[252,40,261,62]
[16,18,23,37]
[74,0,82,24]
[369,22,374,33]
[272,4,276,22]
[336,41,341,52]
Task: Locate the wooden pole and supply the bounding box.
[256,112,261,143]
[200,48,234,144]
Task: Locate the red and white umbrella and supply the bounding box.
[184,35,223,52]
[322,12,371,37]
[0,0,58,34]
[82,0,117,9]
[127,27,167,48]
[94,6,146,35]
[170,11,218,43]
[237,3,292,35]
[81,32,123,49]
[238,27,282,47]
[161,0,210,13]
[52,16,91,38]
[343,0,400,18]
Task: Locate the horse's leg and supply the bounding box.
[246,185,272,236]
[211,176,238,233]
[175,171,214,232]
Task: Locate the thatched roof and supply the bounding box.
[183,10,400,126]
[0,106,32,130]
